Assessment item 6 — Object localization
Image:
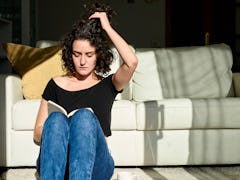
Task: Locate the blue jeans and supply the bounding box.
[36,108,114,180]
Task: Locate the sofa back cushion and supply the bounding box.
[133,44,233,101]
[132,49,163,101]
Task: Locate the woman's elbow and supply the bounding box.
[129,56,138,70]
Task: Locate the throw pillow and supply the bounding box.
[22,49,66,99]
[2,42,66,99]
[2,42,60,76]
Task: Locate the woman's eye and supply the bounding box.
[72,52,80,57]
[86,53,94,57]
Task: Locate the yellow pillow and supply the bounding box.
[22,49,66,99]
[2,43,66,99]
[2,42,60,76]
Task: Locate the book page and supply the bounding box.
[47,100,67,116]
[47,100,93,118]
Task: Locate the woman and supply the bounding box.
[33,2,138,180]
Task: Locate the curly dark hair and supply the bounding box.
[60,2,116,76]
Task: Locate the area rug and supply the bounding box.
[1,166,240,180]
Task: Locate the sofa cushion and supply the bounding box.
[136,99,193,130]
[2,42,60,76]
[155,44,232,98]
[133,44,233,101]
[21,49,66,99]
[12,99,136,131]
[190,98,240,128]
[233,73,240,97]
[2,42,66,99]
[136,98,240,130]
[12,100,40,130]
[110,100,136,130]
[132,49,163,101]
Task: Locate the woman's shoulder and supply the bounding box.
[53,75,72,83]
[52,75,70,88]
[52,75,66,81]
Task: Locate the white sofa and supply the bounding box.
[1,43,240,167]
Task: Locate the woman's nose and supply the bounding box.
[80,56,86,66]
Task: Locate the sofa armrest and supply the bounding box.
[0,74,23,113]
[0,74,22,166]
[233,73,240,97]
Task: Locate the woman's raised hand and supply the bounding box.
[89,12,111,31]
[90,11,138,92]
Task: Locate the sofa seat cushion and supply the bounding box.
[136,98,240,130]
[12,100,41,130]
[111,100,136,130]
[12,99,136,131]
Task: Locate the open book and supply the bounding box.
[47,100,93,118]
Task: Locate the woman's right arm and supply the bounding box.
[34,99,48,144]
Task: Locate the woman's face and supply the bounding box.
[72,39,97,78]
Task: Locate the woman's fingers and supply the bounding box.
[89,12,111,30]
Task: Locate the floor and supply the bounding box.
[1,165,240,180]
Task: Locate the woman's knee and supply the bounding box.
[70,108,98,131]
[44,112,69,132]
[41,112,70,146]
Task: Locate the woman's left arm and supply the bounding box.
[89,12,138,91]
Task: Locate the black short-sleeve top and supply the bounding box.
[42,74,121,137]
